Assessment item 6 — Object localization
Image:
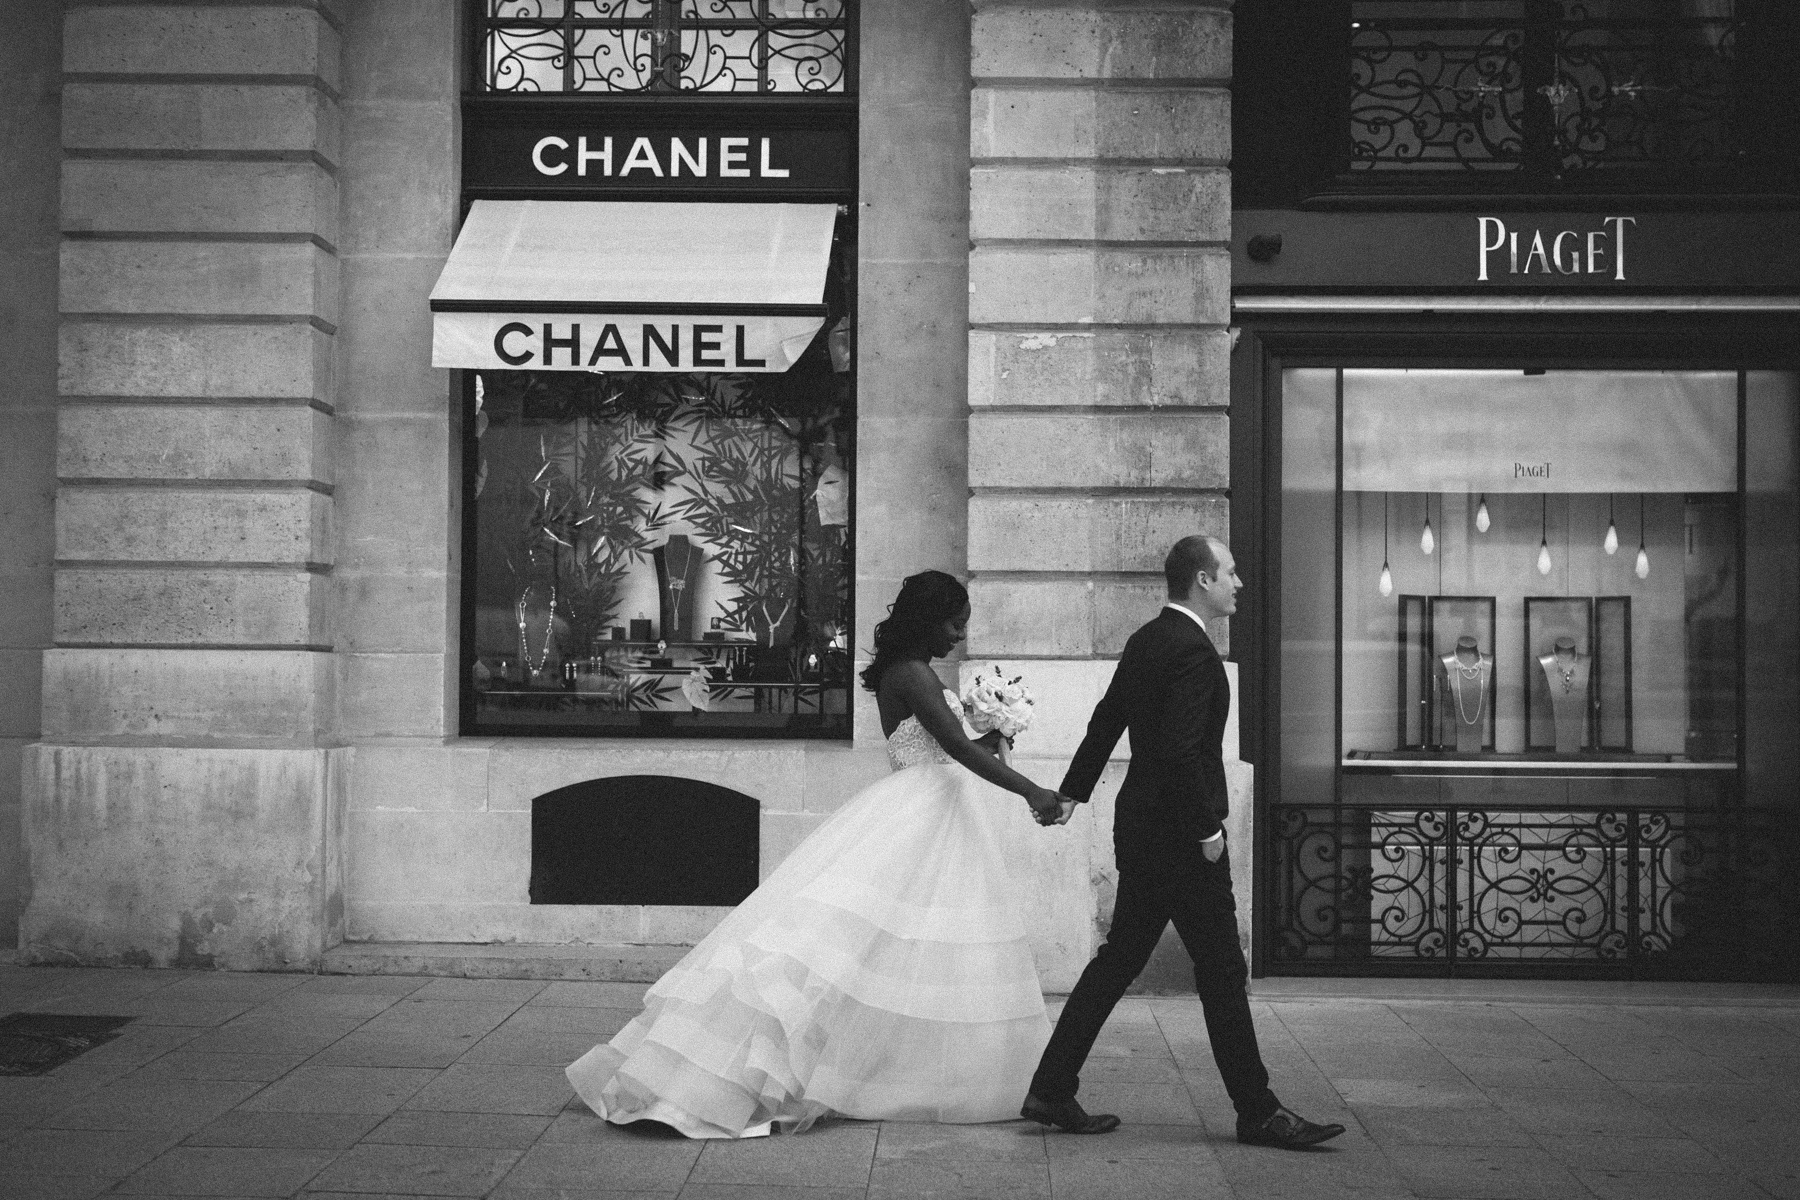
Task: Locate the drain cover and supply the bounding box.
[0,1013,136,1076]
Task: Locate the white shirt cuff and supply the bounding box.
[1199,830,1224,844]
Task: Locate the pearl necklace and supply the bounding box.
[516,586,558,674]
[1554,653,1578,693]
[1450,654,1487,726]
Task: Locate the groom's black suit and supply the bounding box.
[1029,606,1279,1124]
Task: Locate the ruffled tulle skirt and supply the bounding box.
[565,761,1051,1138]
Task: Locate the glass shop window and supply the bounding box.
[1273,367,1800,969]
[1338,369,1752,766]
[461,307,853,739]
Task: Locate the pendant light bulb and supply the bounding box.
[1635,544,1650,579]
[1475,496,1490,533]
[1604,521,1619,555]
[1537,540,1553,576]
[1420,518,1435,556]
[1378,491,1393,597]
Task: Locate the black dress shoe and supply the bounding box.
[1021,1093,1121,1134]
[1236,1106,1346,1149]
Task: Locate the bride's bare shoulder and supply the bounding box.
[876,659,941,733]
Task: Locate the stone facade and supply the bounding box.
[12,0,1243,990]
[26,1,347,970]
[967,0,1249,982]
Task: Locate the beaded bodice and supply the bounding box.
[885,689,962,770]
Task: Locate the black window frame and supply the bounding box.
[455,1,860,740]
[1234,0,1800,210]
[470,0,857,96]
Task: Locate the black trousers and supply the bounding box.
[1029,834,1280,1124]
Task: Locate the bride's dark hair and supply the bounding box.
[860,570,969,694]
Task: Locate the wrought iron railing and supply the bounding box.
[1349,0,1743,177]
[1269,802,1795,975]
[478,0,852,94]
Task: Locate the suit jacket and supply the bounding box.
[1060,607,1230,846]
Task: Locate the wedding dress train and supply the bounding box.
[565,690,1051,1137]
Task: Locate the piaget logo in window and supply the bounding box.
[1477,216,1637,282]
[1514,461,1552,479]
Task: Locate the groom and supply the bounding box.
[1021,535,1345,1150]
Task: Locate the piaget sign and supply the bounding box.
[1477,216,1637,282]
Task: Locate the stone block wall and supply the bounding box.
[22,0,347,970]
[18,1,1239,986]
[850,0,974,743]
[0,4,64,948]
[967,1,1243,976]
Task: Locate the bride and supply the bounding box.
[565,570,1071,1137]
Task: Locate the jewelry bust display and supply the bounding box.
[1537,636,1592,754]
[1438,635,1493,754]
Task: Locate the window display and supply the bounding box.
[1272,366,1800,969]
[1340,369,1742,766]
[462,304,853,737]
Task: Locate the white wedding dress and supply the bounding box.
[565,690,1051,1138]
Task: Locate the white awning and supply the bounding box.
[429,200,837,374]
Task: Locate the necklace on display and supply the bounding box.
[1555,649,1578,693]
[1448,647,1487,727]
[517,586,558,675]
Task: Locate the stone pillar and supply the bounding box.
[23,2,346,969]
[967,2,1241,984]
[852,0,974,743]
[0,5,64,948]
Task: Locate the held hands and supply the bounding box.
[1025,786,1076,827]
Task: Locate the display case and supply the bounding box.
[1274,367,1800,970]
[1340,370,1744,768]
[460,246,855,737]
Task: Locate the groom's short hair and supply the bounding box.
[1165,535,1222,599]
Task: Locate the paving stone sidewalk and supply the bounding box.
[1,963,1797,1200]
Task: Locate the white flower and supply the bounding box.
[962,665,1035,740]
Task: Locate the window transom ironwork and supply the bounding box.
[479,1,853,94]
[1350,0,1743,176]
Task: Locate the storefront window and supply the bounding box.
[1273,367,1800,968]
[463,329,852,736]
[479,0,853,94]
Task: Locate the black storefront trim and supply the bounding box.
[1232,306,1800,982]
[430,300,827,317]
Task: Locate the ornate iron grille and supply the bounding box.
[1350,1,1742,176]
[480,1,852,94]
[1270,802,1795,975]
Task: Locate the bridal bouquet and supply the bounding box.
[962,665,1035,744]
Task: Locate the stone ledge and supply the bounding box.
[59,321,334,402]
[57,404,334,484]
[970,164,1229,243]
[969,245,1229,326]
[968,409,1230,489]
[969,328,1230,409]
[60,241,339,325]
[971,85,1230,162]
[62,83,340,164]
[320,940,689,982]
[969,493,1227,572]
[64,6,342,90]
[972,7,1231,82]
[62,159,339,241]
